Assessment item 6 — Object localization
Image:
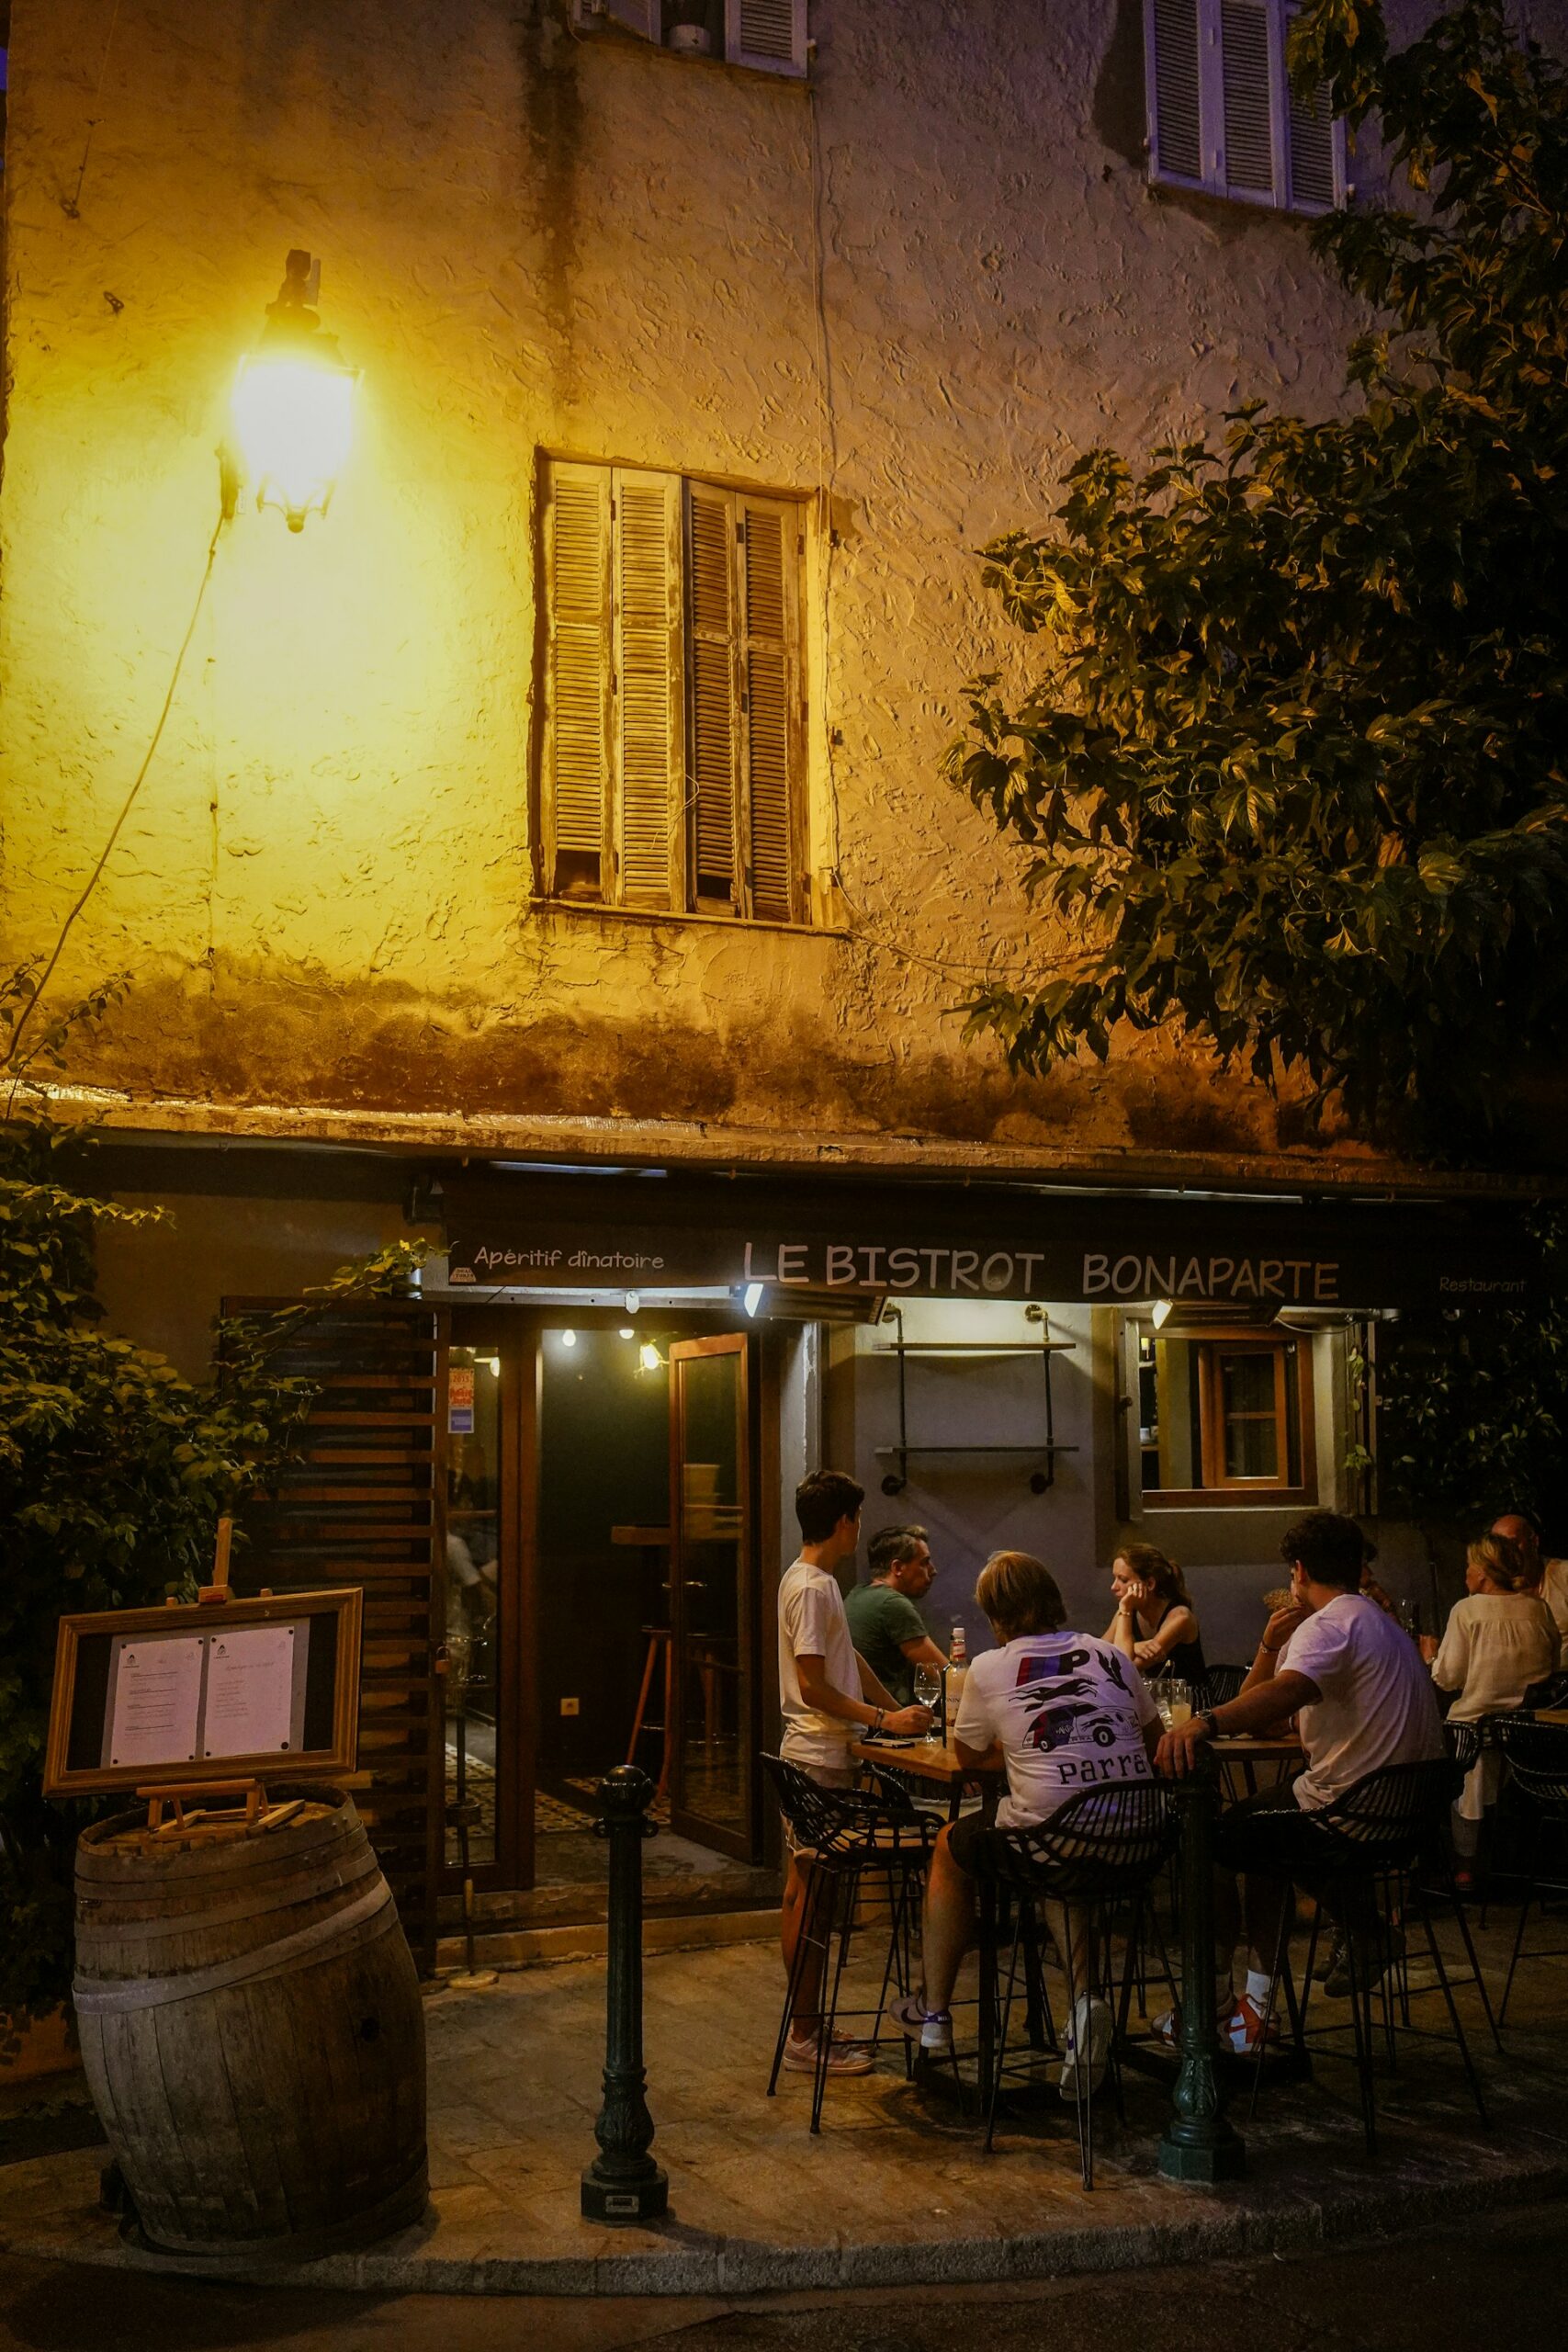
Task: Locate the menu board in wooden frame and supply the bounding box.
[42,1587,362,1800]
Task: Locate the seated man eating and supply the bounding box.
[889,1549,1160,2098]
[1158,1510,1445,2049]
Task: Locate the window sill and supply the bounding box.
[1145,170,1334,223]
[1142,1487,1317,1512]
[530,896,846,941]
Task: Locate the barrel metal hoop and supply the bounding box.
[76,1853,380,1944]
[73,1880,396,2014]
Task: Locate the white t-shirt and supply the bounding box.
[778,1557,859,1770]
[1540,1558,1568,1669]
[1430,1592,1559,1721]
[1280,1590,1444,1811]
[953,1631,1159,1831]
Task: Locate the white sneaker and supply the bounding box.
[886,1989,954,2053]
[1057,1994,1112,2101]
[781,2031,875,2075]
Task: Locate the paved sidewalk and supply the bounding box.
[4,1921,1567,2297]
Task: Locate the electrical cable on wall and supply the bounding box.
[61,0,124,219]
[5,510,226,1098]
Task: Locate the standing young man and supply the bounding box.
[777,1469,931,2075]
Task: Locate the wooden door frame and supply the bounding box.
[666,1330,761,1863]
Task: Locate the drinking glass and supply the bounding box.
[1165,1678,1192,1728]
[912,1665,942,1724]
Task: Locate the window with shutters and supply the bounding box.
[570,0,807,78]
[1144,0,1345,214]
[538,458,809,926]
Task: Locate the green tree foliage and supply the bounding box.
[1373,1214,1568,1530]
[946,2,1568,1143]
[0,978,425,2024]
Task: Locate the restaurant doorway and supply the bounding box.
[444,1306,774,1928]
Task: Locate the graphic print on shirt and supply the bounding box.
[1014,1642,1130,1753]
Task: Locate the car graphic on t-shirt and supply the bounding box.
[1020,1696,1122,1753]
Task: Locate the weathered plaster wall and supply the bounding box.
[3,0,1513,1180]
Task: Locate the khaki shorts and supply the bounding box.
[781,1762,858,1859]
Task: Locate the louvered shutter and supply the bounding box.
[726,0,807,76]
[686,484,740,908]
[543,463,612,895]
[739,499,800,924]
[1219,0,1276,197]
[1286,73,1337,209]
[1146,0,1202,184]
[225,1299,447,1975]
[613,469,683,910]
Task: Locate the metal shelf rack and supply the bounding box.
[870,1307,1078,1496]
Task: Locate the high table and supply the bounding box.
[849,1736,1003,1822]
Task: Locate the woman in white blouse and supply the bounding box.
[1429,1532,1558,1884]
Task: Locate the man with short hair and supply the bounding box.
[1158,1510,1444,2052]
[845,1525,950,1707]
[1492,1507,1568,1667]
[776,1470,931,2075]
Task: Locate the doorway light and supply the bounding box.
[484,1355,501,1377]
[742,1282,765,1317]
[559,1329,578,1349]
[638,1341,664,1374]
[1151,1299,1173,1329]
[619,1326,635,1340]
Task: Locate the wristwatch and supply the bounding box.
[1197,1709,1221,1739]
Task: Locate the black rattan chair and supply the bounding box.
[968,1781,1178,2188]
[1250,1757,1492,2154]
[1489,1717,1568,2024]
[1201,1664,1250,1707]
[761,1753,940,2132]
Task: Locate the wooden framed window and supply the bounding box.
[1136,1326,1315,1506]
[539,458,807,924]
[1144,0,1345,215]
[570,0,808,77]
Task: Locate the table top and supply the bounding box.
[1211,1735,1303,1761]
[1531,1707,1568,1728]
[851,1736,999,1784]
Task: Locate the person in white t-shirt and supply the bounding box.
[1158,1510,1444,2053]
[887,1550,1160,2098]
[1429,1530,1559,1884]
[776,1469,931,2078]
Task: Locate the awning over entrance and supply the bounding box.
[444,1172,1533,1310]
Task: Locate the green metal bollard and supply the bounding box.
[581,1765,670,2224]
[1158,1758,1247,2184]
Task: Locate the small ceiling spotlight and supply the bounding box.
[559,1329,578,1349]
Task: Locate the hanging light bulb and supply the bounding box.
[560,1329,578,1350]
[223,250,358,531]
[638,1341,662,1374]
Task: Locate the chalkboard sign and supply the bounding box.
[43,1588,362,1799]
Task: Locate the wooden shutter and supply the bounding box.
[1219,0,1276,197]
[226,1299,447,1975]
[726,0,807,76]
[1146,0,1202,185]
[739,498,801,925]
[542,462,613,894]
[686,484,740,909]
[1287,72,1337,210]
[612,469,683,910]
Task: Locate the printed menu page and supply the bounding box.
[107,1635,204,1769]
[201,1624,298,1757]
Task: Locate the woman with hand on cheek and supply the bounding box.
[1106,1543,1206,1687]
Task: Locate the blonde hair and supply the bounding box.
[1467,1532,1535,1594]
[975,1550,1066,1641]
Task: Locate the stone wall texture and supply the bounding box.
[4,0,1538,1183]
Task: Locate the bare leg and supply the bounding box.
[920,1825,976,2009]
[783,1852,826,2030]
[1242,1871,1292,1981]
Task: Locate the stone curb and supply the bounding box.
[9,2135,1568,2299]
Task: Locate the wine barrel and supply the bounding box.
[73,1787,427,2257]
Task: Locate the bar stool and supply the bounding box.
[1491,1717,1568,2023]
[625,1624,673,1800]
[972,1781,1178,2189]
[761,1754,940,2134]
[1250,1757,1492,2155]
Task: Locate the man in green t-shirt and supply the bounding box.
[845,1525,950,1707]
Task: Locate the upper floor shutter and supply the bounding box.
[1287,73,1337,209]
[726,0,808,76]
[686,484,740,907]
[739,500,799,924]
[1147,0,1202,184]
[1219,0,1275,197]
[613,469,683,910]
[543,463,613,890]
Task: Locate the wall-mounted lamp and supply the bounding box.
[221,250,358,531]
[638,1340,664,1374]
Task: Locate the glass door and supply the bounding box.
[667,1334,757,1861]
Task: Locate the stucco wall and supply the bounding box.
[1,0,1514,1182]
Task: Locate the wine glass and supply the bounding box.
[911,1665,942,1729]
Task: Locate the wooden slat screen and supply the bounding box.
[224,1298,447,1973]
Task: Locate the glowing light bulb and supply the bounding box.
[224,250,358,531]
[638,1341,662,1374]
[560,1329,577,1349]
